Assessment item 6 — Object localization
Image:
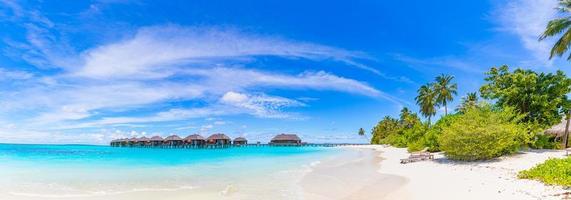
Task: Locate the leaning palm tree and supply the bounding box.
[415,84,437,125]
[540,0,571,60]
[433,74,457,115]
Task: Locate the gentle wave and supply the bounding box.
[9,185,195,198]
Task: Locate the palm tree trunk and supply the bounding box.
[565,110,571,148]
[428,116,431,127]
[444,101,448,115]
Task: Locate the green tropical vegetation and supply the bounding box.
[455,92,478,113]
[519,157,571,186]
[439,105,528,161]
[541,0,571,60]
[433,74,457,115]
[370,66,571,161]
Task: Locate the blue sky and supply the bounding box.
[0,0,569,144]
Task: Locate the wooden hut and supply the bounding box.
[206,133,231,145]
[150,136,164,146]
[184,134,206,146]
[128,137,138,147]
[119,138,129,147]
[546,118,570,140]
[137,136,151,147]
[165,135,183,147]
[110,139,118,147]
[233,137,248,145]
[270,134,302,145]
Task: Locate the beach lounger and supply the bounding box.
[400,148,433,164]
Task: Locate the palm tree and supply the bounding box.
[540,0,571,60]
[433,74,457,115]
[415,84,437,125]
[456,92,478,113]
[358,128,368,142]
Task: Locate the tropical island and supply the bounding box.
[351,2,571,198]
[3,0,571,200]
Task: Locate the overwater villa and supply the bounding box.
[184,134,206,146]
[137,136,151,147]
[128,137,138,146]
[270,134,302,145]
[206,133,231,145]
[150,136,164,146]
[111,133,311,148]
[233,137,247,145]
[164,135,184,147]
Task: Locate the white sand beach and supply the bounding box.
[345,145,570,200]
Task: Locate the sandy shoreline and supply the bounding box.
[301,148,407,200]
[349,145,570,200]
[2,146,569,200]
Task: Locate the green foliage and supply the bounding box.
[371,107,424,148]
[529,134,560,149]
[358,128,365,136]
[456,92,479,113]
[438,106,528,161]
[480,65,571,127]
[403,123,428,152]
[422,114,459,152]
[433,74,457,115]
[519,157,571,186]
[380,133,407,148]
[540,0,571,60]
[370,116,400,144]
[415,84,437,124]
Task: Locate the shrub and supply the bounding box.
[438,106,527,161]
[530,134,559,149]
[379,133,407,148]
[519,157,571,186]
[422,114,459,152]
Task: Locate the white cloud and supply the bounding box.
[220,91,304,118]
[495,0,558,63]
[76,25,377,79]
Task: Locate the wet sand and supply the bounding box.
[301,148,408,200]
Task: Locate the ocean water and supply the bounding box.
[0,144,341,199]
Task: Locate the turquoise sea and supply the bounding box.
[0,144,342,199]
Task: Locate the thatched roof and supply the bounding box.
[165,135,183,141]
[150,136,164,141]
[546,119,570,137]
[128,137,138,142]
[271,134,301,141]
[207,133,231,140]
[184,134,205,141]
[234,137,247,142]
[138,136,150,142]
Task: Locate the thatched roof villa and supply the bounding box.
[270,134,302,145]
[128,137,138,146]
[150,136,164,146]
[165,135,183,146]
[233,137,247,145]
[545,119,570,139]
[207,133,231,145]
[137,136,151,146]
[184,134,206,145]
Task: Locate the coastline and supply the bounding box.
[348,145,569,200]
[300,147,407,200]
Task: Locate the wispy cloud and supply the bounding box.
[392,53,486,74]
[76,25,378,79]
[494,0,558,64]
